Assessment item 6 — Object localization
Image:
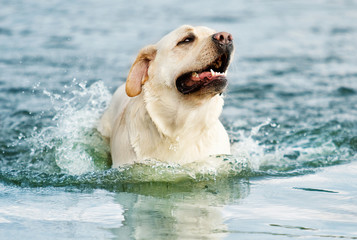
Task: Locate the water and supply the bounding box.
[0,0,357,239]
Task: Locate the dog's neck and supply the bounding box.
[142,85,224,140]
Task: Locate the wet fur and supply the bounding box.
[98,25,232,167]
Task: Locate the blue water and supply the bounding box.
[1,0,357,239]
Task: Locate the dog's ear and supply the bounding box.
[125,45,157,97]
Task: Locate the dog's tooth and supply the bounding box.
[210,69,215,76]
[192,72,199,78]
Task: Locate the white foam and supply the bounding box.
[230,118,272,170]
[29,80,111,175]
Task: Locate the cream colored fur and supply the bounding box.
[98,25,232,167]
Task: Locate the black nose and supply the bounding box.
[212,32,234,52]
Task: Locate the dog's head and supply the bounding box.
[125,25,234,100]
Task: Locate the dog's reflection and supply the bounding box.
[110,178,249,240]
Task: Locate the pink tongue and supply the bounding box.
[191,71,212,81]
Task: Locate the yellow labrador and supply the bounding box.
[98,25,234,167]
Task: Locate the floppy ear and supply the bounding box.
[125,45,157,97]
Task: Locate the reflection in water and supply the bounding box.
[110,178,250,239]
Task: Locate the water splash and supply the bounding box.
[28,80,112,175]
[230,117,353,176]
[231,118,272,170]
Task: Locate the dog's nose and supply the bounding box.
[212,32,233,45]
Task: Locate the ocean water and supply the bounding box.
[1,0,357,239]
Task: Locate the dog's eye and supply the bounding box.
[177,36,195,46]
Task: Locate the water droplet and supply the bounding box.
[18,133,24,140]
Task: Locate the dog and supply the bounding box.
[98,25,234,167]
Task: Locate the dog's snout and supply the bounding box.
[212,32,233,46]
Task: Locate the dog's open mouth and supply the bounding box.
[176,53,230,95]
